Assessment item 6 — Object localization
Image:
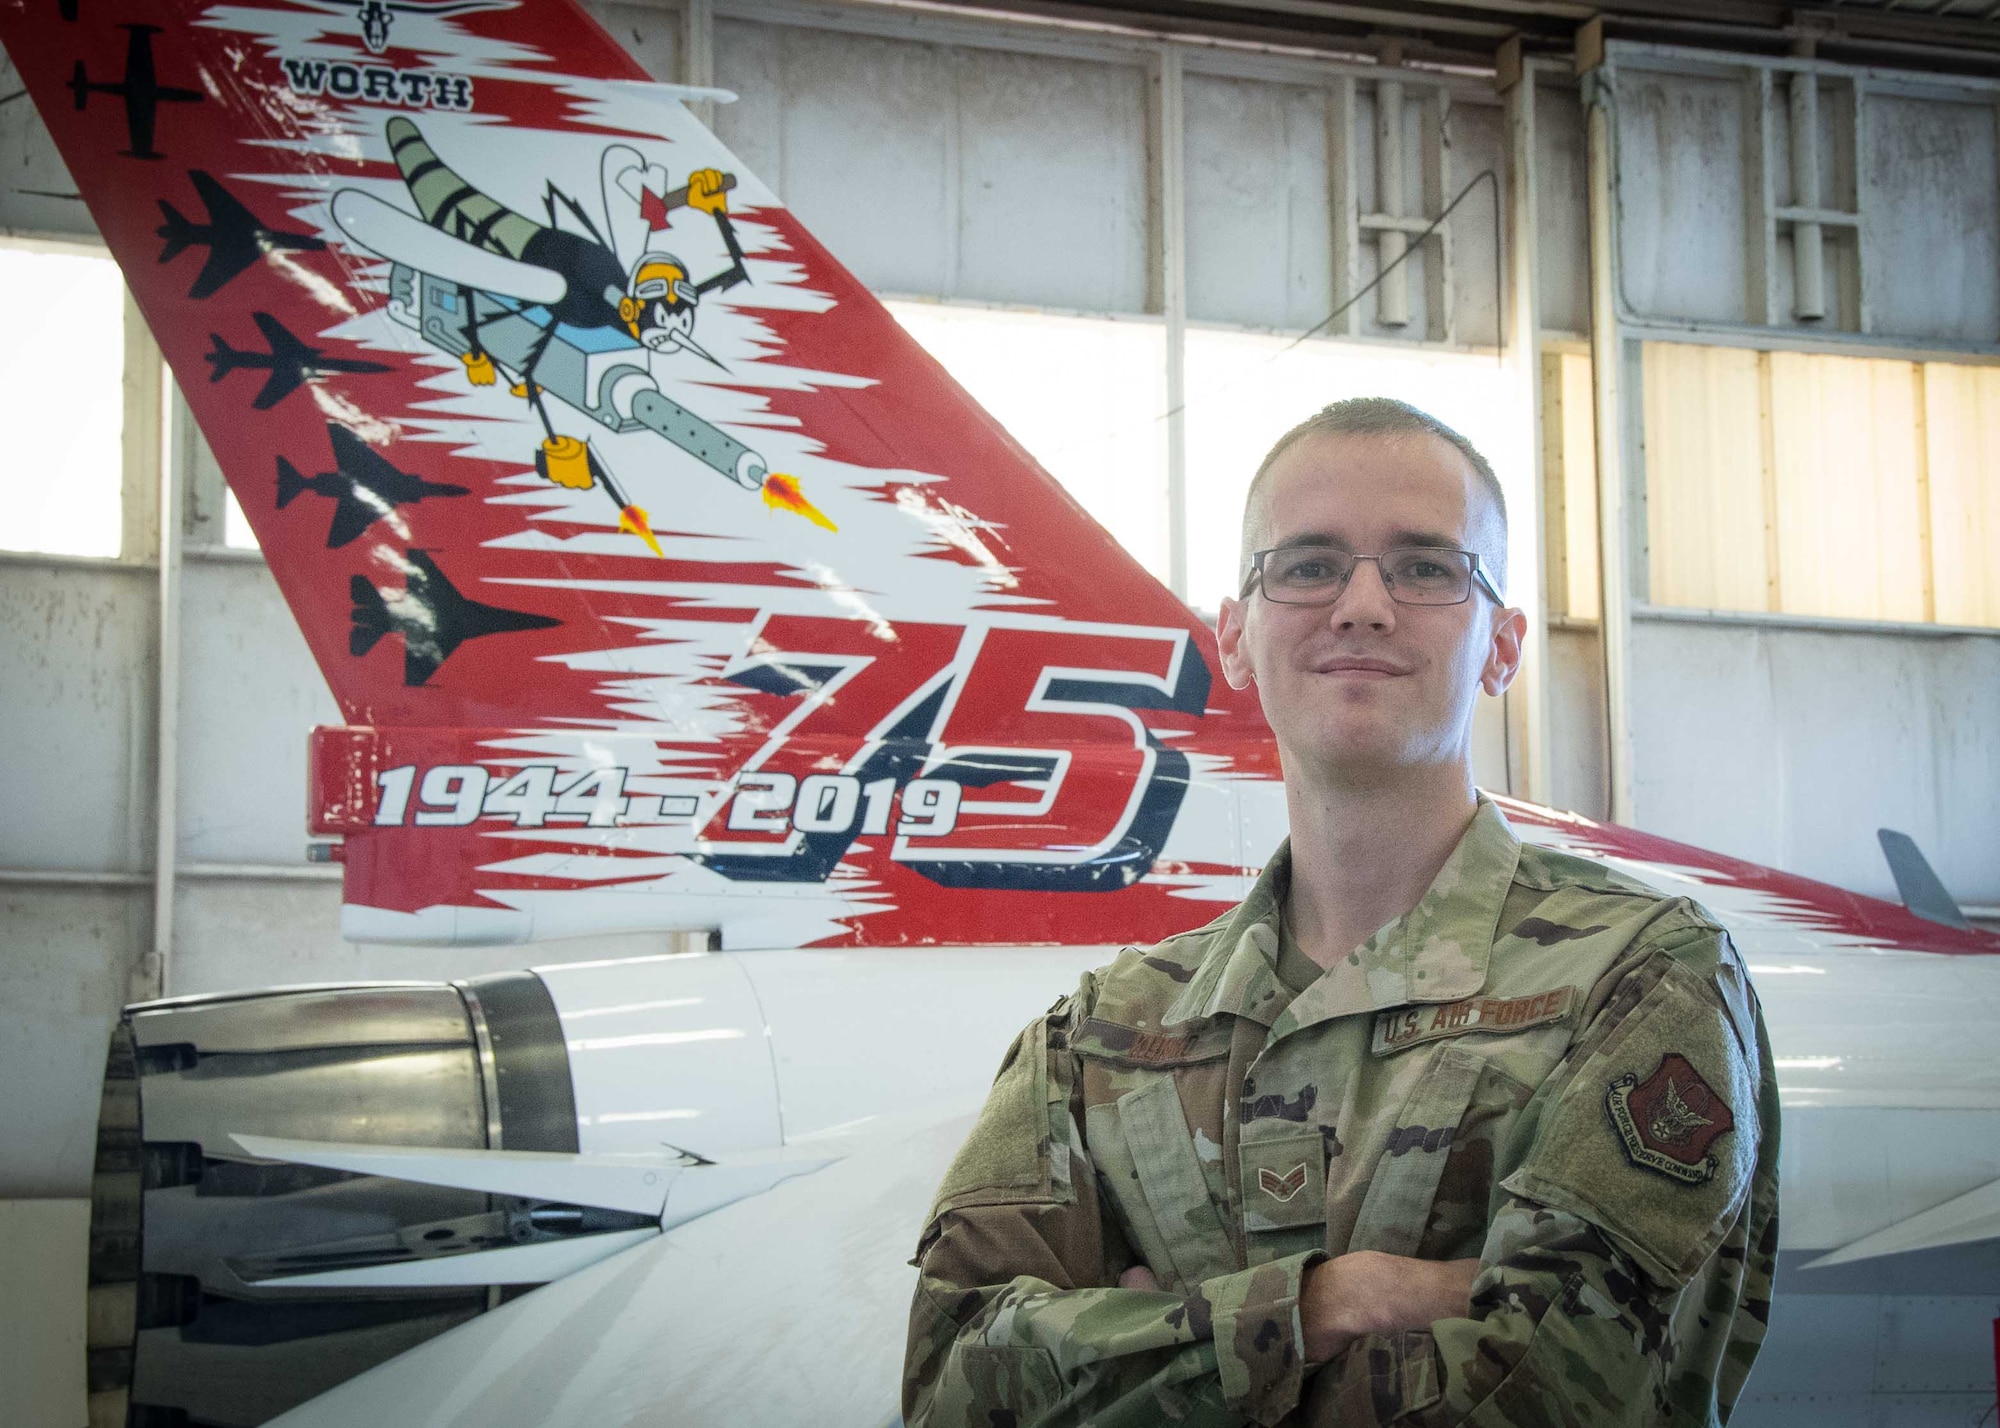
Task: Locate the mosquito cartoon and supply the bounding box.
[330,117,835,555]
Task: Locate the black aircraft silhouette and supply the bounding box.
[206,312,391,410]
[278,424,470,548]
[67,24,202,161]
[350,550,560,687]
[158,170,327,299]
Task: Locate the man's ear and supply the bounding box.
[1480,604,1527,697]
[1218,595,1256,691]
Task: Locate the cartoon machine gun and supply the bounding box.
[331,117,833,552]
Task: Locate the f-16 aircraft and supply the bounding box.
[2,3,1996,1427]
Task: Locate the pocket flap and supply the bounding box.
[1347,1043,1485,1256]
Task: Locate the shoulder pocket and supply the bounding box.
[1502,959,1762,1287]
[928,1015,1074,1220]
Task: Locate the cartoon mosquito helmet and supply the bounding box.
[622,251,700,351]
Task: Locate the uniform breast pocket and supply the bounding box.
[1346,1043,1536,1260]
[1084,1072,1236,1291]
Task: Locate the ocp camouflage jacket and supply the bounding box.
[903,797,1780,1427]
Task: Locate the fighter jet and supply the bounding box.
[349,550,560,687]
[277,424,470,549]
[157,170,327,300]
[206,312,392,410]
[66,24,201,161]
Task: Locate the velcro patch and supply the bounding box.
[1372,987,1575,1055]
[1606,1052,1736,1185]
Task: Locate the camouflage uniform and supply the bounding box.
[904,797,1779,1426]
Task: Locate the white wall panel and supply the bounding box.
[0,1198,87,1428]
[1617,71,1752,324]
[1534,83,1590,335]
[0,41,94,241]
[0,561,152,870]
[1861,95,2000,344]
[1629,616,2000,906]
[1447,99,1505,352]
[954,48,1147,313]
[582,0,680,82]
[715,21,1147,312]
[1184,74,1332,331]
[0,885,140,1197]
[176,559,339,864]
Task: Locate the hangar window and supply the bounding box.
[889,302,1530,617]
[1639,342,2000,629]
[887,300,1170,582]
[0,244,128,559]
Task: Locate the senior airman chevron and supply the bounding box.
[1370,985,1575,1055]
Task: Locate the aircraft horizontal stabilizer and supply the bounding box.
[255,1226,659,1289]
[231,1133,684,1215]
[1802,1173,2000,1268]
[230,1132,839,1231]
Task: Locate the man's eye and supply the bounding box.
[1276,557,1336,583]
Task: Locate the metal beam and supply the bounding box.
[1583,66,1636,825]
[1500,40,1552,806]
[1151,45,1190,601]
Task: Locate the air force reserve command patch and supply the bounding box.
[1607,1052,1736,1185]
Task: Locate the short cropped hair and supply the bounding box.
[1238,397,1508,597]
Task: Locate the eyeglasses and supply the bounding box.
[1243,544,1503,607]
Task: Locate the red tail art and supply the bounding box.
[2,0,1285,947]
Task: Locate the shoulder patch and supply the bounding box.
[1606,1052,1736,1185]
[1372,987,1575,1055]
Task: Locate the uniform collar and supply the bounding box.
[1164,794,1522,1034]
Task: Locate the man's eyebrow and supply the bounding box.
[1268,531,1350,550]
[1268,529,1465,550]
[1390,529,1464,549]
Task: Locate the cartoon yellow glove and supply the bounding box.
[688,168,729,216]
[461,351,497,386]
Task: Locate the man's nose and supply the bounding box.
[1326,559,1397,629]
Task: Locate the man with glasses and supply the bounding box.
[905,398,1778,1427]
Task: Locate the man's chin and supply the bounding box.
[1284,725,1425,782]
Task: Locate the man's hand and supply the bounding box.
[1300,1252,1481,1363]
[1118,1265,1162,1291]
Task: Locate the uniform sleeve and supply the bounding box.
[1300,923,1781,1427]
[903,990,1323,1428]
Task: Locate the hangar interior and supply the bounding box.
[3,0,1999,1422]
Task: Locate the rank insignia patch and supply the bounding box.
[1607,1053,1735,1185]
[1258,1163,1308,1203]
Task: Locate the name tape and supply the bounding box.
[1372,986,1575,1056]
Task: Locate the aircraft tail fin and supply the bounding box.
[1878,829,1971,930]
[0,0,1278,951]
